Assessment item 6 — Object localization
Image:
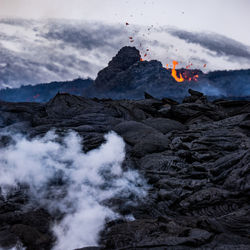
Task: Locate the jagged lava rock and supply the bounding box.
[0,89,250,250]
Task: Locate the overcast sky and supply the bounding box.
[0,0,250,45]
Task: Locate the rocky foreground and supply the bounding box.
[0,88,249,249]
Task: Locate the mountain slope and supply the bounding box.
[1,46,250,103]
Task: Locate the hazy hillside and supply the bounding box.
[0,78,93,102]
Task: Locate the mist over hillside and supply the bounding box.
[0,18,250,89]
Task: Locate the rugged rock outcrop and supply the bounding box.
[84,46,250,100]
[81,46,203,99]
[94,46,141,91]
[0,88,249,249]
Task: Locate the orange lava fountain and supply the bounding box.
[171,61,184,82]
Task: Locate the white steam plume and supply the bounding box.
[0,130,148,249]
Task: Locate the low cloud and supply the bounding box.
[0,19,129,89]
[168,28,250,60]
[41,20,126,51]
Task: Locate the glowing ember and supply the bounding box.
[171,60,184,82]
[182,70,200,82]
[140,58,144,61]
[193,74,199,81]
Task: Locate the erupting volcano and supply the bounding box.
[140,53,200,83]
[0,1,249,248]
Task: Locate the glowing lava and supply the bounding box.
[171,60,184,82]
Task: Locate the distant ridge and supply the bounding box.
[0,78,93,103]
